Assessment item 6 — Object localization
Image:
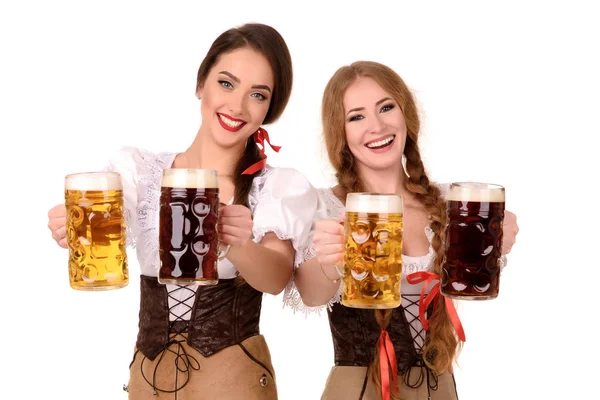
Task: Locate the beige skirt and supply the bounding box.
[127,334,277,400]
[321,365,458,400]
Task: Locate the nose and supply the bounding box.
[368,113,384,135]
[228,92,246,117]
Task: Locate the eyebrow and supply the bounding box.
[218,71,272,93]
[346,97,394,117]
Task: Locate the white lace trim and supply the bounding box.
[253,226,307,270]
[134,150,177,275]
[103,163,138,249]
[247,164,275,212]
[124,207,137,248]
[282,245,330,315]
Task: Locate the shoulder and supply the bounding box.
[254,165,315,195]
[248,165,317,212]
[262,166,311,185]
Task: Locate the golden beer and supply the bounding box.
[64,172,128,291]
[342,193,403,309]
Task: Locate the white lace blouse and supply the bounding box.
[107,146,320,321]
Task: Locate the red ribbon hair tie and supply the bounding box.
[241,128,281,175]
[406,271,466,342]
[379,329,398,400]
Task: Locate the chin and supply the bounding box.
[361,154,403,171]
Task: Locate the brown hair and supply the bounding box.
[322,61,460,397]
[195,23,293,207]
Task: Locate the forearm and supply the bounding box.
[226,240,293,295]
[294,258,341,307]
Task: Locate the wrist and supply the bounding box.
[319,261,342,284]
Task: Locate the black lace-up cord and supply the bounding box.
[231,284,274,380]
[237,342,274,379]
[138,285,200,394]
[402,293,426,354]
[140,338,201,394]
[404,357,439,399]
[402,292,440,397]
[358,365,369,400]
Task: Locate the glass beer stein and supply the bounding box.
[441,182,505,300]
[158,169,230,285]
[64,172,129,291]
[342,193,403,309]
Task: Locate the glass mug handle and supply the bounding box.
[218,202,231,261]
[218,243,231,261]
[334,217,345,277]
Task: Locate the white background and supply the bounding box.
[1,1,598,399]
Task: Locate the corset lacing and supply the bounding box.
[131,285,200,395]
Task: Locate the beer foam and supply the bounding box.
[65,172,123,191]
[346,193,403,214]
[447,182,505,202]
[162,168,219,189]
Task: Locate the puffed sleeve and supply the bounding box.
[281,188,332,315]
[105,146,143,248]
[251,168,321,269]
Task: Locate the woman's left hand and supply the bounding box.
[218,204,253,247]
[502,210,519,255]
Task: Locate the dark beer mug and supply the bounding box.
[441,182,505,300]
[158,169,230,285]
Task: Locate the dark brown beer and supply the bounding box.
[441,183,505,300]
[158,169,221,285]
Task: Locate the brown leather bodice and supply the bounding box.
[136,275,262,360]
[327,302,420,374]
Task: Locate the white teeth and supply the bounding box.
[366,136,394,148]
[219,114,244,128]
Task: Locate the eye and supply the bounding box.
[219,80,233,89]
[380,104,395,113]
[348,114,364,122]
[251,92,267,101]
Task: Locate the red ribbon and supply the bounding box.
[379,329,398,400]
[406,271,466,342]
[241,128,281,175]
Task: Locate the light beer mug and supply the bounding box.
[342,193,403,309]
[64,172,129,291]
[441,182,505,300]
[158,169,230,285]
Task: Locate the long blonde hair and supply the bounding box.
[322,61,460,397]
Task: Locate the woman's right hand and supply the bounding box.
[312,218,345,268]
[48,204,68,249]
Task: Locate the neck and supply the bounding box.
[180,126,244,177]
[356,163,409,198]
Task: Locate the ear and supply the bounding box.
[196,85,204,100]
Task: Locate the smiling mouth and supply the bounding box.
[217,113,247,132]
[365,135,395,149]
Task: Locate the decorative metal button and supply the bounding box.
[259,374,268,387]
